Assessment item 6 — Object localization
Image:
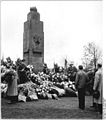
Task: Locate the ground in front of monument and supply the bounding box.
[1,96,102,119]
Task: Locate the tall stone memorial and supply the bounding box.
[23,7,44,72]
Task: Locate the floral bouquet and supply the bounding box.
[4,69,16,84]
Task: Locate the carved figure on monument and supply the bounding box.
[23,7,44,72]
[32,34,43,53]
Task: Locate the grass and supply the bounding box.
[1,96,102,119]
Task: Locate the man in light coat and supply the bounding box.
[75,65,89,110]
[93,63,103,114]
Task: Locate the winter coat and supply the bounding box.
[75,70,88,89]
[7,71,18,96]
[93,68,103,104]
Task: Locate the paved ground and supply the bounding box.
[1,96,102,119]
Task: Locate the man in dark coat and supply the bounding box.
[75,65,89,110]
[16,59,29,84]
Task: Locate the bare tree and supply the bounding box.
[82,42,102,71]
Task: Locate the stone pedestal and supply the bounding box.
[23,7,44,72]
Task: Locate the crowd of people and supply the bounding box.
[75,64,103,114]
[1,57,103,114]
[1,57,78,102]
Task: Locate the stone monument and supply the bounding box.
[23,7,44,72]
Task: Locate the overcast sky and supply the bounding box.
[1,1,102,68]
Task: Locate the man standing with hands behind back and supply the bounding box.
[75,65,89,110]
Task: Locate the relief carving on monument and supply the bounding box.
[32,34,43,53]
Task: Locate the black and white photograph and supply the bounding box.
[1,0,104,119]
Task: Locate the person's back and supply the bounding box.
[76,70,88,89]
[75,65,88,110]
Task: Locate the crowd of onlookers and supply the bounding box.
[1,57,78,101]
[1,57,102,114]
[1,57,95,95]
